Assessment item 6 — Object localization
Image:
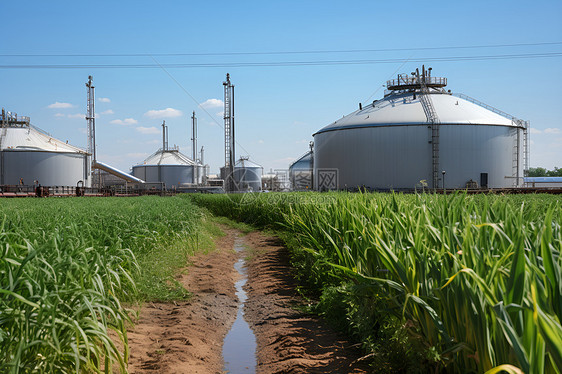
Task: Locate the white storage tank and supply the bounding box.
[131,148,203,189]
[235,157,263,192]
[313,67,529,190]
[221,157,263,192]
[0,109,90,187]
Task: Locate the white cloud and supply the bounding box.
[216,111,224,117]
[544,128,561,134]
[258,140,264,144]
[110,118,138,126]
[295,139,309,144]
[136,126,160,135]
[530,128,542,134]
[48,102,73,109]
[54,113,65,118]
[200,98,223,109]
[98,97,111,103]
[67,113,85,119]
[144,108,183,119]
[101,109,114,115]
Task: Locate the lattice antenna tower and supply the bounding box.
[223,73,235,192]
[191,111,198,185]
[86,76,96,163]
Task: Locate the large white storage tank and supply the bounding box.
[313,67,529,190]
[0,110,90,186]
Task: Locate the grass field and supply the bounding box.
[0,196,206,373]
[189,192,562,374]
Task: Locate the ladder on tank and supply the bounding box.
[0,109,7,151]
[416,68,440,189]
[512,127,520,187]
[511,119,530,187]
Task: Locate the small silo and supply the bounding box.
[131,149,202,188]
[131,122,202,189]
[289,149,313,191]
[222,156,262,192]
[0,109,90,186]
[313,67,529,190]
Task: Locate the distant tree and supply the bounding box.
[547,167,562,177]
[527,167,562,177]
[528,167,548,177]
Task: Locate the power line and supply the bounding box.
[0,41,560,57]
[149,57,253,158]
[0,52,560,69]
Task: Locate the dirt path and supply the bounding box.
[126,228,239,374]
[124,226,370,373]
[243,231,370,374]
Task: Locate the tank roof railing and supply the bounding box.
[1,110,31,128]
[154,145,180,153]
[386,74,447,91]
[453,93,527,126]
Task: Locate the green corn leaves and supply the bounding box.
[1,196,202,373]
[191,192,562,373]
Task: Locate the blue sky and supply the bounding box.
[1,1,561,173]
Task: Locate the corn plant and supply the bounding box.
[190,192,562,373]
[1,196,202,373]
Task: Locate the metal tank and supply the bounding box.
[221,157,262,192]
[0,109,90,186]
[289,149,313,190]
[131,148,202,189]
[131,121,203,189]
[313,67,529,190]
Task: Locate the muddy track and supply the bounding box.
[243,231,370,374]
[124,226,370,373]
[126,228,239,373]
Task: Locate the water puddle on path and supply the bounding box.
[223,236,257,373]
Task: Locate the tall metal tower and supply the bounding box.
[86,76,97,186]
[191,111,198,185]
[223,73,235,192]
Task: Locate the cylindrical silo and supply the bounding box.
[313,68,528,190]
[131,149,202,189]
[289,150,313,190]
[0,110,90,187]
[228,157,263,192]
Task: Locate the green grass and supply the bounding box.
[0,196,205,373]
[189,192,562,374]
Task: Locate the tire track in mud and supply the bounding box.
[124,227,369,373]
